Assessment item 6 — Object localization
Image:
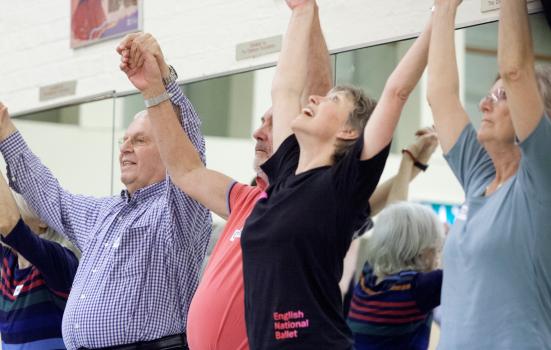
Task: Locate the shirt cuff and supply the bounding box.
[0,131,28,163]
[2,217,32,249]
[166,81,184,102]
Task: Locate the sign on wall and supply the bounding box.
[481,0,538,13]
[236,35,282,61]
[71,0,142,48]
[39,81,77,102]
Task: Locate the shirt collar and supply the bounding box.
[120,180,166,203]
[255,176,269,191]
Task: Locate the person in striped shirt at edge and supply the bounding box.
[117,8,438,349]
[0,169,79,349]
[347,150,444,350]
[0,37,211,349]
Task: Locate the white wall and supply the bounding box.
[1,0,546,220]
[0,0,543,114]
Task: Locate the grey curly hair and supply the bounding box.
[366,202,444,278]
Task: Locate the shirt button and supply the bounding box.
[11,176,15,182]
[92,269,97,274]
[80,294,85,299]
[104,243,109,247]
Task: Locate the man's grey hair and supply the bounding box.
[366,202,444,278]
[11,192,81,259]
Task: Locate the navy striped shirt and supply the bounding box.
[1,219,78,349]
[348,263,442,350]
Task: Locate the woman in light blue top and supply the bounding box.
[427,0,551,349]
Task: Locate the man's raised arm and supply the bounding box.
[0,103,102,251]
[118,34,233,219]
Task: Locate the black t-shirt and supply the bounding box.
[241,134,390,350]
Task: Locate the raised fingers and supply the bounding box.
[117,32,141,54]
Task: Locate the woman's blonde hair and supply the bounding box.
[11,191,81,259]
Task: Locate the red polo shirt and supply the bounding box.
[187,180,267,350]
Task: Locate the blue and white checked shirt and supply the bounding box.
[0,82,212,349]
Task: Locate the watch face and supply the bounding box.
[163,65,178,85]
[170,65,178,79]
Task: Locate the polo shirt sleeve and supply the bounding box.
[412,269,443,314]
[227,182,256,215]
[2,218,78,293]
[444,123,495,197]
[517,114,551,202]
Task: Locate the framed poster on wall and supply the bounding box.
[71,0,142,48]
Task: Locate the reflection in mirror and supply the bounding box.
[335,39,421,153]
[7,13,549,200]
[334,13,551,153]
[465,14,551,126]
[9,98,116,197]
[184,73,254,139]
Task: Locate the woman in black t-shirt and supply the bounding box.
[240,1,435,349]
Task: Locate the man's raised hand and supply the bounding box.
[0,102,16,142]
[117,33,168,95]
[285,0,314,10]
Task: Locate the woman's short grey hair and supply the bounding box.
[495,64,551,117]
[11,192,81,259]
[366,202,444,278]
[331,85,377,163]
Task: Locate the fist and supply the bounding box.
[0,103,8,122]
[409,126,439,162]
[285,0,313,10]
[0,102,16,141]
[117,33,166,93]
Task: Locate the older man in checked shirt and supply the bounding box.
[0,38,211,350]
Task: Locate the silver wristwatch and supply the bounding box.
[162,65,178,85]
[144,91,170,108]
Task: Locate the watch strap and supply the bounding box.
[144,91,170,108]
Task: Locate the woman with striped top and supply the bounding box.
[0,155,79,350]
[348,202,444,350]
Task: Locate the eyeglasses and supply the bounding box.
[480,87,507,106]
[118,136,149,149]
